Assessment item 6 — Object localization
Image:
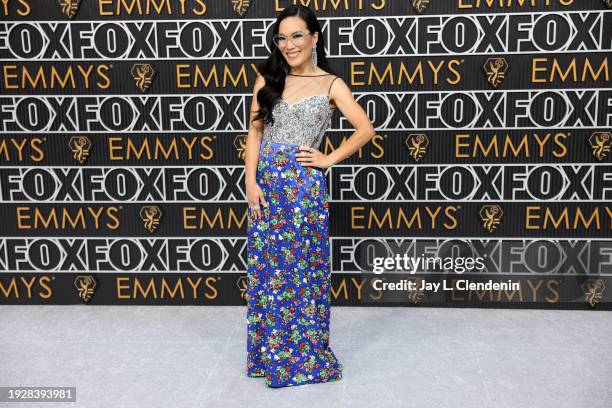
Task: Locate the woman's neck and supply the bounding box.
[288,64,320,76]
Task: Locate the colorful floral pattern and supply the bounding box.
[246,139,343,388]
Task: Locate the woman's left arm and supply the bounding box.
[325,77,376,167]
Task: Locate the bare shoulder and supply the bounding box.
[254,74,266,94]
[330,75,347,89]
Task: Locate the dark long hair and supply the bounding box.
[252,5,337,127]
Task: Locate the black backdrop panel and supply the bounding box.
[0,0,611,308]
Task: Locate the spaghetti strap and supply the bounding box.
[327,76,339,95]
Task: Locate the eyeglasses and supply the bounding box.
[272,31,313,48]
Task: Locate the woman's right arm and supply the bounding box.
[244,74,268,220]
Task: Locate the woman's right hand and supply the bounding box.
[246,180,268,220]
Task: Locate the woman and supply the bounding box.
[244,5,375,388]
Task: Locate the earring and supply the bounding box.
[283,59,289,74]
[311,45,318,69]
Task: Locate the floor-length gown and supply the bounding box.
[246,73,343,388]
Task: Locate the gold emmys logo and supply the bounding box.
[58,0,81,19]
[131,64,156,92]
[411,0,430,13]
[236,276,248,300]
[483,58,509,88]
[234,135,247,161]
[581,279,605,307]
[603,0,612,9]
[74,275,97,303]
[588,131,611,160]
[231,0,252,17]
[407,278,426,304]
[479,204,503,232]
[68,136,92,164]
[139,205,162,233]
[404,133,429,162]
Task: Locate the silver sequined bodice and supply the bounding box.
[263,94,334,149]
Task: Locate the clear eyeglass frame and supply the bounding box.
[272,31,313,48]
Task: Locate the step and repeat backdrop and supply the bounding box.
[0,0,611,308]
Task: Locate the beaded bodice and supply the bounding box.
[263,73,338,149]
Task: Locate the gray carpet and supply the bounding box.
[1,305,610,408]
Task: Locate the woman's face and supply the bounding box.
[276,16,318,68]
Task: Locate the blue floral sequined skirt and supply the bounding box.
[246,139,343,388]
